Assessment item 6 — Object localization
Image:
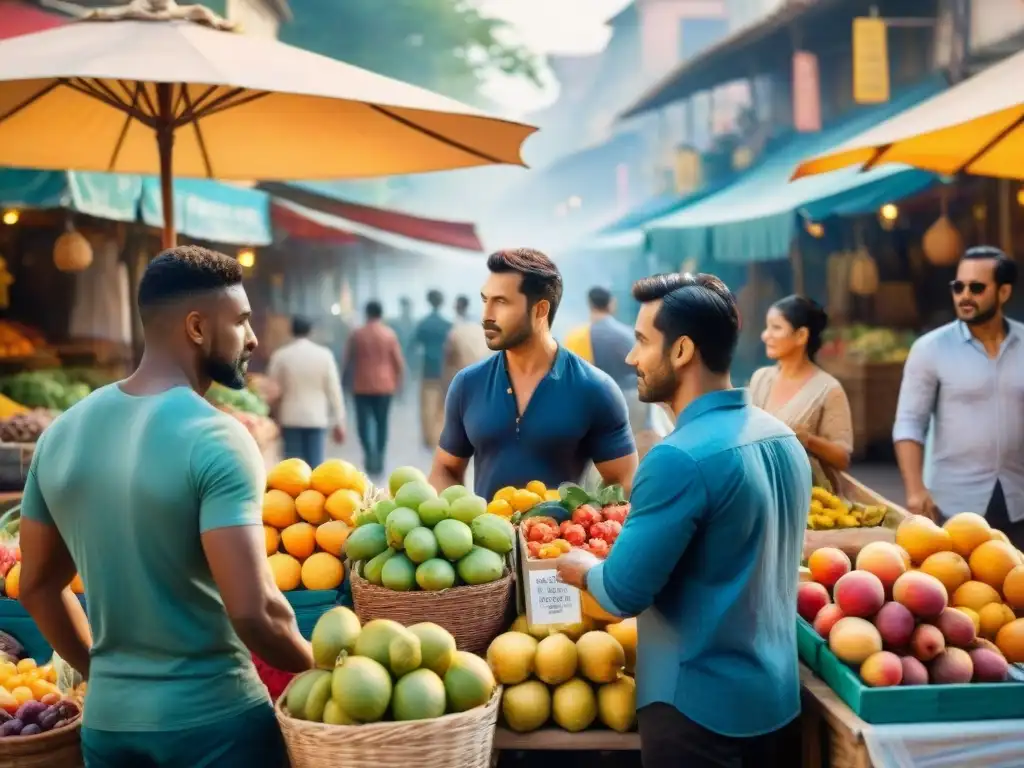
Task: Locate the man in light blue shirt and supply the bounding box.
[557,273,810,767]
[894,246,1024,549]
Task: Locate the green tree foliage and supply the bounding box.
[281,0,541,102]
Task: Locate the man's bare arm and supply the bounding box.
[595,452,639,497]
[18,519,92,679]
[429,448,470,492]
[202,525,313,672]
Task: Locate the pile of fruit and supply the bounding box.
[807,486,887,530]
[819,325,915,363]
[206,382,270,417]
[0,322,38,360]
[0,658,80,737]
[0,371,91,412]
[284,606,496,724]
[486,620,637,734]
[799,512,1024,688]
[486,482,560,519]
[345,467,512,591]
[264,458,372,593]
[520,484,629,560]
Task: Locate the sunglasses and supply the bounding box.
[949,280,989,296]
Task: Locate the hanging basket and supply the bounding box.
[53,232,93,273]
[922,215,963,267]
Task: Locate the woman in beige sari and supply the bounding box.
[750,295,853,491]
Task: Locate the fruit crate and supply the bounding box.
[818,644,1024,724]
[797,617,825,674]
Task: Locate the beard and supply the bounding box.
[957,299,999,326]
[636,360,677,404]
[203,351,249,390]
[483,318,532,351]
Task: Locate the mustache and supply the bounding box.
[482,322,501,332]
[958,302,977,309]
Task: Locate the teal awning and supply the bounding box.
[0,169,141,222]
[646,75,947,265]
[141,178,271,246]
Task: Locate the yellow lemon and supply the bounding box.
[511,489,544,513]
[526,480,547,497]
[268,553,302,591]
[295,490,329,525]
[311,459,367,497]
[301,552,345,591]
[487,499,514,518]
[494,486,517,504]
[325,489,362,525]
[544,489,561,501]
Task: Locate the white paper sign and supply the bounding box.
[527,569,582,626]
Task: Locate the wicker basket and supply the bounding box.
[275,680,501,768]
[0,716,83,768]
[349,563,513,654]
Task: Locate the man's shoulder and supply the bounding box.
[454,354,500,385]
[911,322,961,352]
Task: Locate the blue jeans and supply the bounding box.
[281,427,326,468]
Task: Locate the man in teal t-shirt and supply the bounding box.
[19,245,313,767]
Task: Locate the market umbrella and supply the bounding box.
[0,0,537,247]
[791,48,1024,182]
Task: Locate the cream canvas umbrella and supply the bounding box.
[0,0,537,247]
[792,48,1024,182]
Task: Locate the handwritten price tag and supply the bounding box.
[526,569,582,626]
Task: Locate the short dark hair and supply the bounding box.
[291,316,312,337]
[366,300,383,320]
[137,245,242,317]
[772,295,828,361]
[961,245,1018,286]
[632,272,739,374]
[455,295,470,314]
[427,290,443,309]
[588,287,613,311]
[487,248,563,326]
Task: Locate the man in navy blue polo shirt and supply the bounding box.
[429,248,638,500]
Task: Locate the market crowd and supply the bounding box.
[10,239,1022,767]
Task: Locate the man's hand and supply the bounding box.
[555,549,601,591]
[332,425,345,444]
[906,488,938,521]
[793,426,811,448]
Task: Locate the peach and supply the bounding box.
[893,571,948,619]
[829,617,883,666]
[797,582,831,623]
[834,570,885,618]
[813,604,846,639]
[910,624,945,662]
[930,647,973,684]
[954,606,981,633]
[856,542,907,593]
[808,547,852,589]
[899,655,929,686]
[935,607,976,648]
[969,647,1009,683]
[860,650,903,687]
[972,637,1003,656]
[896,516,953,565]
[873,601,915,649]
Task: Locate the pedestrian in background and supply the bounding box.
[345,300,405,477]
[415,289,452,448]
[443,294,490,389]
[267,316,346,468]
[388,296,417,402]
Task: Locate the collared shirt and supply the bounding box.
[588,389,811,738]
[443,318,490,387]
[893,319,1024,523]
[590,315,637,391]
[267,337,345,428]
[415,311,453,380]
[439,347,635,500]
[345,321,405,396]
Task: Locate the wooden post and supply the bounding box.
[156,83,177,250]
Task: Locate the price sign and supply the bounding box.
[526,569,582,626]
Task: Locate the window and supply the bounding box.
[679,18,730,61]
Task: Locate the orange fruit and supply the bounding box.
[267,553,302,591]
[29,679,58,700]
[996,618,1024,663]
[314,520,351,557]
[295,490,329,525]
[978,602,1016,640]
[951,580,1002,611]
[267,458,312,497]
[311,459,366,497]
[1003,564,1024,610]
[281,522,316,560]
[301,552,345,591]
[15,659,35,674]
[4,562,20,600]
[895,516,952,565]
[263,490,298,529]
[10,687,32,706]
[324,489,361,525]
[969,539,1023,590]
[991,529,1011,545]
[943,512,993,558]
[69,573,84,595]
[264,525,280,556]
[919,551,972,594]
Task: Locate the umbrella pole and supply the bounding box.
[156,83,176,250]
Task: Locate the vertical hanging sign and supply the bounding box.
[853,17,890,104]
[792,51,822,133]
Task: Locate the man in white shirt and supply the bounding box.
[267,317,346,468]
[443,295,490,389]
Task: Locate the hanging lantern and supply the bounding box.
[53,231,93,273]
[922,216,963,267]
[849,247,880,296]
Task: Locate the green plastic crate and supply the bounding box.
[818,645,1024,724]
[797,617,825,672]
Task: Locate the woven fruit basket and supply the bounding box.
[0,714,83,768]
[349,563,512,654]
[275,681,501,768]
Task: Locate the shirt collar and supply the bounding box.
[956,318,1020,346]
[677,388,750,428]
[501,345,567,382]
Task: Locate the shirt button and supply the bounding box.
[507,388,512,394]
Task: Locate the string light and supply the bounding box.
[2,210,19,226]
[237,247,255,268]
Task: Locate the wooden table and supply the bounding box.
[801,665,873,768]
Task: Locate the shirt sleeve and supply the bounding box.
[587,445,707,617]
[583,375,636,464]
[892,340,937,446]
[20,441,52,526]
[191,418,266,533]
[438,370,473,459]
[818,384,854,452]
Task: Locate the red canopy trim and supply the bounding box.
[270,201,358,244]
[0,1,67,41]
